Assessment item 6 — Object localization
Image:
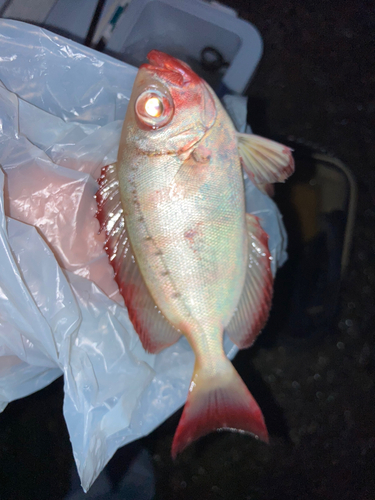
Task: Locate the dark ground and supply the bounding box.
[0,1,374,499]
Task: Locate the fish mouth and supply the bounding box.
[139,50,217,139]
[140,50,201,87]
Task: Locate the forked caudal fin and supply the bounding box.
[171,357,269,458]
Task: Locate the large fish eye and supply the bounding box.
[135,88,174,129]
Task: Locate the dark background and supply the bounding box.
[0,1,374,499]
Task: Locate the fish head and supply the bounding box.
[122,50,217,157]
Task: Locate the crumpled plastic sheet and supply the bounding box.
[0,20,288,492]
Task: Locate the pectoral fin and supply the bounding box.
[225,214,273,349]
[237,133,294,185]
[96,163,181,353]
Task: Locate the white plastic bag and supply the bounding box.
[0,20,287,491]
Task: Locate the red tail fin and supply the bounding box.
[171,360,269,458]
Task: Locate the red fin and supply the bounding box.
[172,359,268,458]
[237,133,294,185]
[225,214,273,349]
[96,164,181,353]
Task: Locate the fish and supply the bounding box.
[96,50,294,457]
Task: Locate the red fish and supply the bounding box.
[96,51,294,457]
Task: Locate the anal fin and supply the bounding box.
[225,214,273,349]
[96,163,181,353]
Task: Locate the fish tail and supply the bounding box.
[171,356,269,458]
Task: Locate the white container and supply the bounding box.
[106,0,263,94]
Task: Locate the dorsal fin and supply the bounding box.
[225,214,273,349]
[96,164,181,353]
[237,133,294,185]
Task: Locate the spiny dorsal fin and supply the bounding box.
[237,133,294,185]
[96,164,181,353]
[225,214,273,349]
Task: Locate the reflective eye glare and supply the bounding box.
[135,88,174,129]
[145,97,163,118]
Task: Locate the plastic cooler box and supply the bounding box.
[104,0,263,94]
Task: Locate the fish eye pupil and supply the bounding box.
[135,89,173,128]
[145,97,163,118]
